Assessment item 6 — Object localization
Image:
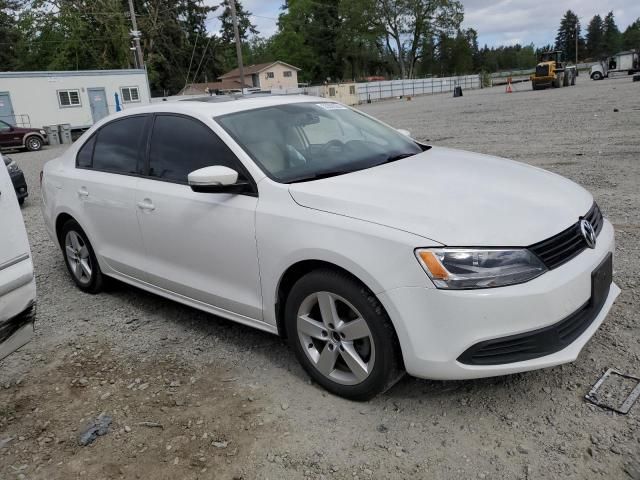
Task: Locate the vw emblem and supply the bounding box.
[580,219,597,249]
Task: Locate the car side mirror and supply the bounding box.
[188,165,248,194]
[397,129,411,137]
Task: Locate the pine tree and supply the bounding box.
[555,10,581,63]
[622,18,640,51]
[0,0,22,69]
[218,0,258,44]
[586,15,604,58]
[602,11,622,55]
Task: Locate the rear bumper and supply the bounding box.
[379,219,619,380]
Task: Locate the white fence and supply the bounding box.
[152,74,482,105]
[355,75,481,103]
[270,75,481,103]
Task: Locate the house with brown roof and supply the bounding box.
[178,61,301,96]
[219,61,300,91]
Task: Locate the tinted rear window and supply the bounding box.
[76,135,96,168]
[92,116,146,174]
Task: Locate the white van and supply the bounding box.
[0,153,35,361]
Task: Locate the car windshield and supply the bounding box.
[216,102,424,183]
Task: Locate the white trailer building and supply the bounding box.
[0,69,151,131]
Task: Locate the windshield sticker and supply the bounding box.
[317,103,348,110]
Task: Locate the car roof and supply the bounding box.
[121,95,334,119]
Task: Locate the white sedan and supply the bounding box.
[41,96,619,400]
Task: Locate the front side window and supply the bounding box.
[58,90,81,107]
[121,86,140,103]
[217,102,423,183]
[92,116,146,174]
[148,115,240,184]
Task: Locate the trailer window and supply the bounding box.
[58,90,81,108]
[120,87,140,103]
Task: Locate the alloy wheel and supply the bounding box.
[65,231,92,284]
[27,137,41,150]
[296,291,375,385]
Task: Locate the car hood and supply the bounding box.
[288,146,594,246]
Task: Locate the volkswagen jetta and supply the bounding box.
[41,96,619,400]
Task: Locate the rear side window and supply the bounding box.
[148,115,239,183]
[76,135,96,168]
[92,116,147,174]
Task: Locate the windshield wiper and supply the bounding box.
[286,170,353,183]
[383,152,418,163]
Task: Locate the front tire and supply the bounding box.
[285,269,403,400]
[60,219,104,293]
[591,72,603,81]
[25,136,42,151]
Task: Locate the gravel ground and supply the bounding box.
[1,77,639,480]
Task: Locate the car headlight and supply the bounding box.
[39,129,46,135]
[415,248,547,289]
[6,160,19,174]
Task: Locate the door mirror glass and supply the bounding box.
[397,128,411,137]
[188,166,245,193]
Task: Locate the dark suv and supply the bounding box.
[0,120,47,151]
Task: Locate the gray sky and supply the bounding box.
[206,1,640,48]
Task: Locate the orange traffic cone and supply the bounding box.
[505,80,513,93]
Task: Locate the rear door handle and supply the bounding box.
[137,199,155,211]
[78,187,89,198]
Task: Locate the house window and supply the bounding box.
[329,87,336,97]
[266,72,275,79]
[349,85,356,95]
[58,89,81,108]
[120,86,140,103]
[283,71,292,78]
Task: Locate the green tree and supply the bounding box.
[0,0,23,69]
[586,15,604,58]
[555,10,581,63]
[622,18,640,50]
[135,0,219,95]
[602,11,622,55]
[375,0,464,78]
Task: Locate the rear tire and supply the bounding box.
[285,269,403,401]
[25,136,42,152]
[60,219,104,294]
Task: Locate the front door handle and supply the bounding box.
[78,187,89,198]
[137,199,155,211]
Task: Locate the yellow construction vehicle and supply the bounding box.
[531,50,577,90]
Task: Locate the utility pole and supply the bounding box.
[128,0,144,69]
[229,0,245,92]
[575,24,579,65]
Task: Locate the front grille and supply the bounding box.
[536,64,549,77]
[528,203,603,270]
[458,253,612,366]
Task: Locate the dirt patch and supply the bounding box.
[0,339,279,479]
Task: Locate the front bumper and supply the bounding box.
[379,219,619,380]
[10,170,28,200]
[0,303,35,361]
[0,255,36,361]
